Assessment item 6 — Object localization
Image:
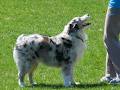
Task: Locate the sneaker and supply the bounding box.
[109,78,120,84]
[100,76,113,83]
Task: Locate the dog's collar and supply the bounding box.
[75,36,84,42]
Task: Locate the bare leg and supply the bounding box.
[104,8,120,76]
[105,53,116,78]
[101,8,120,83]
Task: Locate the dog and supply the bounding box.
[13,14,91,87]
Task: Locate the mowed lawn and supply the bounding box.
[1,0,120,90]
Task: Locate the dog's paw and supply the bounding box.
[31,82,37,86]
[64,82,71,87]
[72,81,80,86]
[19,82,26,87]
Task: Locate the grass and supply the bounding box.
[1,0,120,90]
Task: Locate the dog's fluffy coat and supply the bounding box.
[13,14,90,87]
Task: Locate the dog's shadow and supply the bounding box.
[28,82,108,89]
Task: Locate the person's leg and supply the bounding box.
[102,8,117,78]
[105,53,116,77]
[105,8,120,74]
[104,8,120,83]
[101,53,116,82]
[101,8,120,83]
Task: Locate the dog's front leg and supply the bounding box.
[62,63,74,87]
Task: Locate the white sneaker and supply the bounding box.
[100,76,113,83]
[109,77,120,84]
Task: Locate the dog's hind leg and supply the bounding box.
[27,62,38,86]
[18,64,26,87]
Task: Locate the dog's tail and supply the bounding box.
[15,34,28,46]
[16,34,26,42]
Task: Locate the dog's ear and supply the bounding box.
[69,24,79,30]
[69,24,73,29]
[68,23,79,34]
[68,24,74,34]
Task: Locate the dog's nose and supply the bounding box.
[87,14,89,16]
[85,14,90,17]
[80,14,90,20]
[85,14,90,18]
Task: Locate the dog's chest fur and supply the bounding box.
[15,34,85,67]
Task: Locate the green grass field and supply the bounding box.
[1,0,120,90]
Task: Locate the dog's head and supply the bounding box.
[63,14,91,40]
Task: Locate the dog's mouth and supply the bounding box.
[82,22,91,27]
[80,14,91,27]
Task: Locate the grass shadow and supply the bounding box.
[75,82,107,89]
[27,82,108,89]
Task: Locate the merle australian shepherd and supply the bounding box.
[13,14,91,87]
